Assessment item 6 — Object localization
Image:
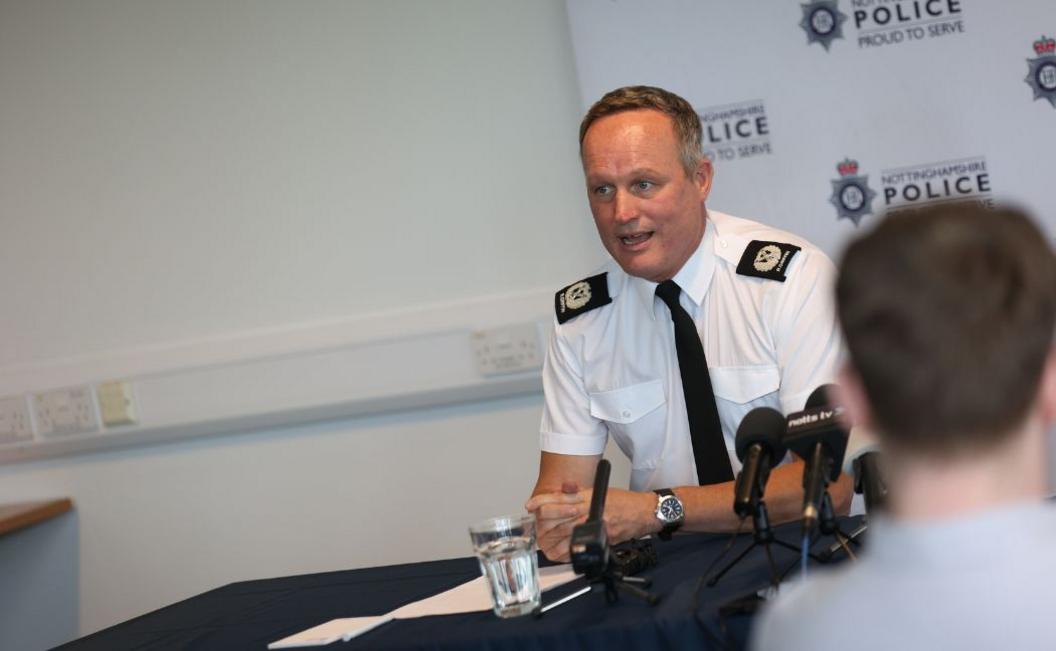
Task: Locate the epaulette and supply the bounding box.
[554,273,612,324]
[736,240,802,282]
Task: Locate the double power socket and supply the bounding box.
[0,381,138,444]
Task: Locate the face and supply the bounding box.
[581,109,713,282]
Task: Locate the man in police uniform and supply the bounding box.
[525,86,850,561]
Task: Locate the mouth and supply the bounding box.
[619,232,653,249]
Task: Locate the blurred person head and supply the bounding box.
[834,202,1056,512]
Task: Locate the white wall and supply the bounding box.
[0,0,625,641]
[3,395,589,638]
[0,0,601,366]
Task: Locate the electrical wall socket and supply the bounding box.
[471,322,544,376]
[33,386,99,437]
[0,396,33,443]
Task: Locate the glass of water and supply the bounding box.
[469,514,541,618]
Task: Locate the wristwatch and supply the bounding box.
[653,488,685,540]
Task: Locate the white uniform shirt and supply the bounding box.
[540,211,842,492]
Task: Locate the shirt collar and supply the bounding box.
[631,217,717,320]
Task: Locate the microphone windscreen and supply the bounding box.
[735,407,787,461]
[806,384,838,409]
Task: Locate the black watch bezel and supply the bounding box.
[653,488,684,541]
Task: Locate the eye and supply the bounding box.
[593,184,614,197]
[633,180,655,192]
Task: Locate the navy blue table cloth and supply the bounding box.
[57,524,849,650]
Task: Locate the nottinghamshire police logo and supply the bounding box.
[801,0,965,51]
[829,158,876,226]
[800,1,846,51]
[699,99,773,162]
[1026,35,1056,108]
[879,156,992,211]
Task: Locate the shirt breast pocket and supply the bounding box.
[589,379,666,470]
[710,365,781,438]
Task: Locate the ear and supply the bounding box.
[1037,348,1056,427]
[834,364,875,432]
[694,157,714,203]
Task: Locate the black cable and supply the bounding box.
[700,516,748,579]
[690,518,748,651]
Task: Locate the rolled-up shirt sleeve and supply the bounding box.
[539,320,608,455]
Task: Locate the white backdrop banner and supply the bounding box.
[565,0,1056,257]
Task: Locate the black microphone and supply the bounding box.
[587,459,611,522]
[732,408,787,518]
[805,384,831,409]
[570,459,611,578]
[784,385,849,535]
[854,451,887,514]
[841,426,887,514]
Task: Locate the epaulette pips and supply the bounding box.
[736,240,802,282]
[555,273,612,324]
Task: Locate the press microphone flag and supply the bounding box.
[785,385,850,534]
[785,388,849,480]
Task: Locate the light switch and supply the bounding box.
[96,380,138,427]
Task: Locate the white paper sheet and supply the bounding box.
[267,615,393,649]
[268,564,581,648]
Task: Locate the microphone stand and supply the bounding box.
[824,452,886,557]
[570,459,660,606]
[817,491,861,562]
[705,499,826,588]
[594,562,659,605]
[769,489,862,582]
[825,521,867,559]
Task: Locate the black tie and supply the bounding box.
[655,280,734,485]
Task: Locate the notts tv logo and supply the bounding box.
[1026,35,1056,108]
[829,158,877,226]
[698,99,772,162]
[801,0,965,51]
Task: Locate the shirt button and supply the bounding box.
[621,409,631,418]
[720,239,728,248]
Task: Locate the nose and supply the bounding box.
[612,189,637,225]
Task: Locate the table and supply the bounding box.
[57,523,849,650]
[0,498,72,537]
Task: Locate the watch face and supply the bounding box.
[659,496,684,522]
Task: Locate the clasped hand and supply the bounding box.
[524,482,656,562]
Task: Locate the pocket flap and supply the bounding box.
[710,365,780,404]
[589,380,666,424]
